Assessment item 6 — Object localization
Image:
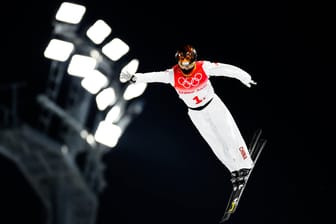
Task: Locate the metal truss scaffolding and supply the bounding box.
[0,125,102,224]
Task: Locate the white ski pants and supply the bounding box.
[187,94,254,172]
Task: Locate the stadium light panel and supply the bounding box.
[105,104,122,123]
[43,38,74,62]
[67,54,97,77]
[81,70,109,94]
[55,2,86,24]
[94,120,122,148]
[86,19,112,44]
[95,87,117,111]
[85,134,96,146]
[123,83,147,100]
[102,38,129,61]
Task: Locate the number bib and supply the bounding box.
[173,61,215,108]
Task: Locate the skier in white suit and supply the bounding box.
[120,44,257,186]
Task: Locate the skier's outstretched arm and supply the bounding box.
[120,69,172,84]
[204,61,257,88]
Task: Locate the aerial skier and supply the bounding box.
[120,44,266,222]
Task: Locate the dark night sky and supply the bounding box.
[1,0,334,223]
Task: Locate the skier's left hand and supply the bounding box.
[242,79,257,88]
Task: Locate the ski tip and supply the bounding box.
[219,214,230,223]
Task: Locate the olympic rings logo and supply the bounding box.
[177,73,203,88]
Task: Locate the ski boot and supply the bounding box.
[230,168,251,191]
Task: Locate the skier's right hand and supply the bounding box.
[120,70,136,83]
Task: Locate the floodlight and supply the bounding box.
[105,104,123,123]
[94,120,122,148]
[81,70,108,94]
[120,59,139,83]
[95,87,117,111]
[80,129,89,138]
[43,38,74,61]
[102,38,129,61]
[85,134,96,146]
[55,2,86,24]
[123,83,147,100]
[67,54,97,77]
[86,20,112,44]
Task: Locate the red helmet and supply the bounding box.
[175,44,197,72]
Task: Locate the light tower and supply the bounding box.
[0,2,146,224]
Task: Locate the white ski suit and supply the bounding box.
[130,60,255,172]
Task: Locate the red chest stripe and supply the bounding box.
[173,61,208,92]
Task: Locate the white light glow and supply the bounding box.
[123,83,147,100]
[80,129,88,138]
[105,105,122,123]
[94,121,122,148]
[102,38,129,61]
[86,134,96,146]
[95,87,116,111]
[81,70,109,94]
[55,2,86,24]
[43,39,74,62]
[86,19,112,44]
[67,54,97,77]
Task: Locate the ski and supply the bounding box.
[219,129,267,223]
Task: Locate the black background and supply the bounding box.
[1,0,334,223]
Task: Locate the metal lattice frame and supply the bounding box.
[0,125,102,224]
